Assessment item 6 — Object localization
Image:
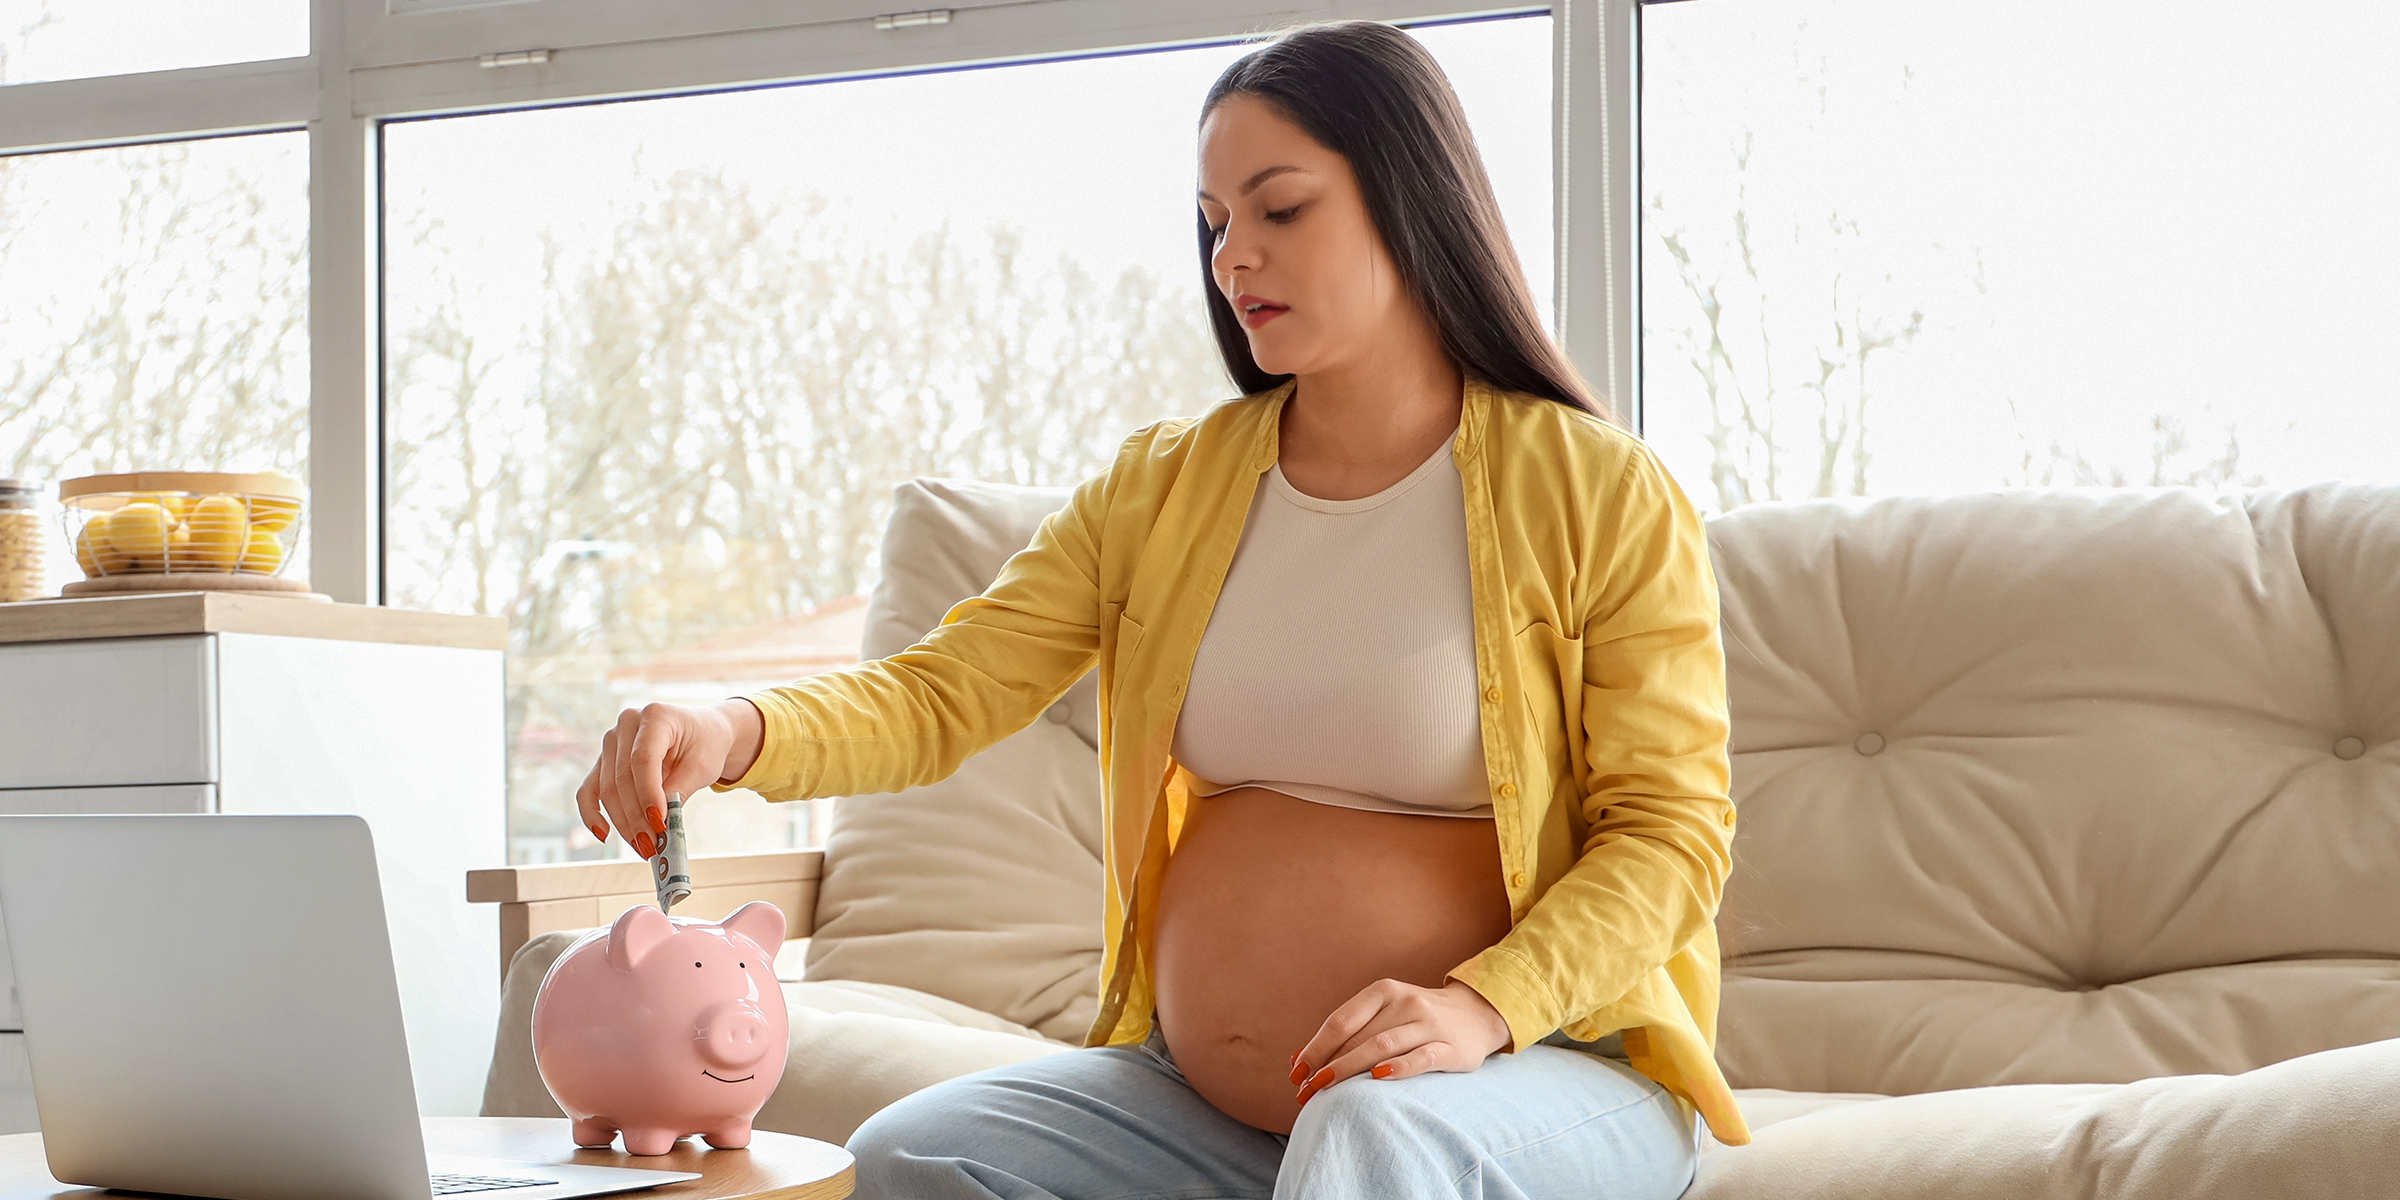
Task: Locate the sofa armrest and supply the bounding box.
[466,849,823,983]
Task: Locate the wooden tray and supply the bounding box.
[61,572,330,601]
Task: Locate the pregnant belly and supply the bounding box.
[1152,785,1514,1134]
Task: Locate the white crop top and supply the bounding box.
[1172,424,1493,819]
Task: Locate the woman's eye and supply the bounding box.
[1266,206,1300,223]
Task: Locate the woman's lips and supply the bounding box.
[1234,292,1287,330]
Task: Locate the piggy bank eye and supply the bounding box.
[694,961,703,968]
[740,962,746,968]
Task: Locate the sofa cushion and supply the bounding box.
[802,715,1104,1044]
[1690,1036,2400,1198]
[802,477,1106,1043]
[484,929,1076,1146]
[861,478,1094,748]
[1707,485,2400,1095]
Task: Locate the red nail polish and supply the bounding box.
[635,833,654,858]
[1289,1059,1309,1086]
[648,807,665,834]
[1310,1066,1333,1089]
[587,822,606,842]
[1372,1064,1394,1079]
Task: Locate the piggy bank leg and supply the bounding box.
[621,1129,684,1156]
[702,1121,753,1150]
[570,1117,618,1148]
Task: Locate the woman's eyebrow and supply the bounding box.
[1197,164,1309,202]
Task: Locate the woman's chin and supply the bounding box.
[1246,338,1306,378]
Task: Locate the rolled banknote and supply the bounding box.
[652,792,692,912]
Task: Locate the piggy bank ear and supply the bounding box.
[718,901,787,953]
[606,904,676,973]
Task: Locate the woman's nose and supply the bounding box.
[1212,224,1260,279]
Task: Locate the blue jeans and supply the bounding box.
[846,1017,1699,1199]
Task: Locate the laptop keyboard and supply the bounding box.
[430,1173,560,1195]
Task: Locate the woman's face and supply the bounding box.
[1197,92,1415,379]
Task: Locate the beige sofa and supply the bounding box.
[481,476,2400,1197]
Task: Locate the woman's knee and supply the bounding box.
[1287,1072,1448,1148]
[845,1078,973,1177]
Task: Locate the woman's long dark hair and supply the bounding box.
[1199,20,1610,421]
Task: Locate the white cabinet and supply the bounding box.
[0,595,506,1134]
[0,1034,31,1135]
[0,639,215,788]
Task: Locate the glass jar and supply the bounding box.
[0,477,44,603]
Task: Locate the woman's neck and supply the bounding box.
[1276,347,1464,502]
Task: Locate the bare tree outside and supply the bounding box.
[385,166,1226,861]
[1640,1,2274,511]
[2,11,311,542]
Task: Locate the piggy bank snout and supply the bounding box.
[696,1000,774,1071]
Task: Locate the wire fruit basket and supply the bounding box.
[56,471,325,599]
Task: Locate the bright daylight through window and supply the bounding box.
[380,15,1555,864]
[0,133,312,589]
[1640,0,2400,514]
[0,0,307,85]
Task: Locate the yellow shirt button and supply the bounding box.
[1510,870,1528,887]
[1498,782,1518,799]
[1484,686,1503,704]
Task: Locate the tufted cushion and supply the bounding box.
[1690,1036,2400,1198]
[1706,484,2400,1096]
[802,477,1106,1043]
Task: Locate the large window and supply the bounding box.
[0,0,307,85]
[1639,0,2400,513]
[382,14,1555,863]
[0,133,311,587]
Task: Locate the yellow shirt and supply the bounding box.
[724,373,1751,1145]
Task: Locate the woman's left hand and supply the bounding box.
[1288,978,1514,1107]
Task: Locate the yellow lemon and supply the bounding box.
[133,491,195,522]
[102,502,171,572]
[237,527,286,575]
[244,495,301,533]
[73,524,102,577]
[167,525,195,572]
[185,494,250,570]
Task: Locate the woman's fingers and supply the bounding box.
[605,708,653,858]
[574,759,610,844]
[587,703,736,860]
[1291,977,1402,1086]
[1292,979,1506,1106]
[1300,1019,1434,1104]
[624,705,679,833]
[1364,1040,1445,1081]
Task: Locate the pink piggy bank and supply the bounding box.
[531,901,789,1155]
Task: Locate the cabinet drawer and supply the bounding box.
[0,637,215,789]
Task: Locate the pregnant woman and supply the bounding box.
[579,19,1750,1198]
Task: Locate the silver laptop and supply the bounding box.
[0,813,702,1200]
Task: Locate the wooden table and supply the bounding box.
[0,1117,853,1200]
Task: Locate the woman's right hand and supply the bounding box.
[576,698,765,858]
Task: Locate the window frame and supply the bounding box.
[0,0,1642,604]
